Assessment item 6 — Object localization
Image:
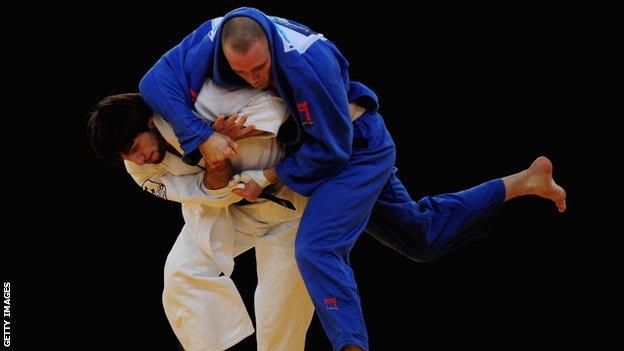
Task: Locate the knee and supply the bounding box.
[294,235,330,271]
[163,266,177,297]
[162,260,198,316]
[390,241,440,263]
[162,269,178,311]
[163,256,187,297]
[399,239,442,262]
[294,239,314,269]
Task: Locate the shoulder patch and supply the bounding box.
[208,17,224,40]
[271,17,324,54]
[142,179,167,199]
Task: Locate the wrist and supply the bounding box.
[203,160,233,189]
[263,167,279,184]
[243,169,271,188]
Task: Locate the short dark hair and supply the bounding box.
[221,16,267,54]
[87,93,152,166]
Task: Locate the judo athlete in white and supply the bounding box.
[88,83,315,351]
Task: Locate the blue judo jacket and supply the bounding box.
[140,7,379,196]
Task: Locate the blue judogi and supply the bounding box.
[139,7,505,350]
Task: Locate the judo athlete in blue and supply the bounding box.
[139,8,567,350]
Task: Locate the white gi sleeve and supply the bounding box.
[124,161,243,208]
[238,94,289,136]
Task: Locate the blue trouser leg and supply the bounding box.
[365,168,506,262]
[295,112,395,351]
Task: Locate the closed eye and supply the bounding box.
[128,142,138,155]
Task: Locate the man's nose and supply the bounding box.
[246,72,261,84]
[241,72,253,83]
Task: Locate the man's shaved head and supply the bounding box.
[221,16,267,54]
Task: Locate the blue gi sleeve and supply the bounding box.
[275,43,353,196]
[139,61,214,156]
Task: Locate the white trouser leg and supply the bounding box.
[254,219,315,351]
[163,227,254,351]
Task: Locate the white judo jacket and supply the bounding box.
[121,80,367,350]
[124,80,306,276]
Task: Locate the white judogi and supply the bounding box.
[125,81,313,351]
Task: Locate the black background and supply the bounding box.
[3,1,590,350]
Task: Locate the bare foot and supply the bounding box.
[503,156,567,212]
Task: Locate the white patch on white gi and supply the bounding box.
[142,179,167,199]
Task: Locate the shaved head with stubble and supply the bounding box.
[221,17,273,89]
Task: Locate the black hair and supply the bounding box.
[87,93,152,165]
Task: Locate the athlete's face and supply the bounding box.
[224,39,272,89]
[121,120,166,165]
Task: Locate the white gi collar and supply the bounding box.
[151,114,184,155]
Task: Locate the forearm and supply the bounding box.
[203,159,233,189]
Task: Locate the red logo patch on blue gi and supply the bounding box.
[323,297,338,310]
[297,101,314,125]
[190,88,199,102]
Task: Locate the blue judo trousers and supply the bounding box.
[296,110,505,349]
[139,7,506,350]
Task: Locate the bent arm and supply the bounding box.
[140,65,214,156]
[138,18,220,157]
[125,161,242,208]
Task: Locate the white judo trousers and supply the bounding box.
[163,187,311,351]
[125,81,314,351]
